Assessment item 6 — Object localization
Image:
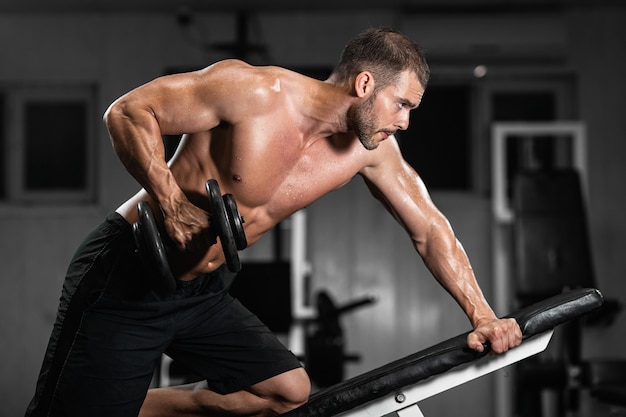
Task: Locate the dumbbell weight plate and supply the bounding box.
[223,194,247,251]
[134,201,176,294]
[206,179,242,273]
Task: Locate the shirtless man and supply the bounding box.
[26,27,521,417]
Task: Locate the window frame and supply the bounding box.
[2,83,97,205]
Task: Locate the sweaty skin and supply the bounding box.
[110,60,416,281]
[106,59,520,417]
[106,60,520,356]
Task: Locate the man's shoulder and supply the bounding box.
[192,60,297,119]
[199,59,299,84]
[227,60,302,91]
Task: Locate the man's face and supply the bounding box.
[349,70,424,150]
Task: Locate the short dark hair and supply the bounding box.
[330,27,430,90]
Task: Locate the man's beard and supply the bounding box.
[348,95,379,151]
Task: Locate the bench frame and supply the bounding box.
[338,330,553,417]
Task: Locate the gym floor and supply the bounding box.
[552,391,625,417]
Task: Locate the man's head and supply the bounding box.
[332,28,428,150]
[330,27,430,93]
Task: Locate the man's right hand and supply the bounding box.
[163,199,211,252]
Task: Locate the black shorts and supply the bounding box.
[25,212,301,417]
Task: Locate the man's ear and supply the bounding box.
[354,71,375,98]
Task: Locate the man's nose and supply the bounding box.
[396,112,410,131]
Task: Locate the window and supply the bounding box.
[400,85,472,190]
[1,84,97,204]
[399,75,576,193]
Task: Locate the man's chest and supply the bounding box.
[226,133,368,213]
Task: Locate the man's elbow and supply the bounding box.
[102,99,126,129]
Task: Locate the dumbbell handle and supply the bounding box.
[133,179,247,293]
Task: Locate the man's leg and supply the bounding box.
[26,214,164,417]
[140,368,310,417]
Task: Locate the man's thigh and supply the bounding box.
[166,294,302,395]
[55,294,169,417]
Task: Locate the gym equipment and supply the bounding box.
[306,290,377,388]
[512,169,625,414]
[205,179,247,272]
[283,288,603,417]
[133,201,177,294]
[133,179,247,292]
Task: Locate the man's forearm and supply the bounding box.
[418,229,497,328]
[104,100,185,215]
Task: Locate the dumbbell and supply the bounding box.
[132,179,247,293]
[205,179,247,271]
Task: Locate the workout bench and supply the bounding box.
[284,288,603,417]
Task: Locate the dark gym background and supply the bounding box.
[1,1,625,416]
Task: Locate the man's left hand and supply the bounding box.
[467,318,522,354]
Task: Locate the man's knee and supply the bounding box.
[186,369,311,416]
[259,368,311,413]
[280,368,311,408]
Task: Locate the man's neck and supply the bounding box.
[298,80,353,144]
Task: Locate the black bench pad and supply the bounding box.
[284,288,603,417]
